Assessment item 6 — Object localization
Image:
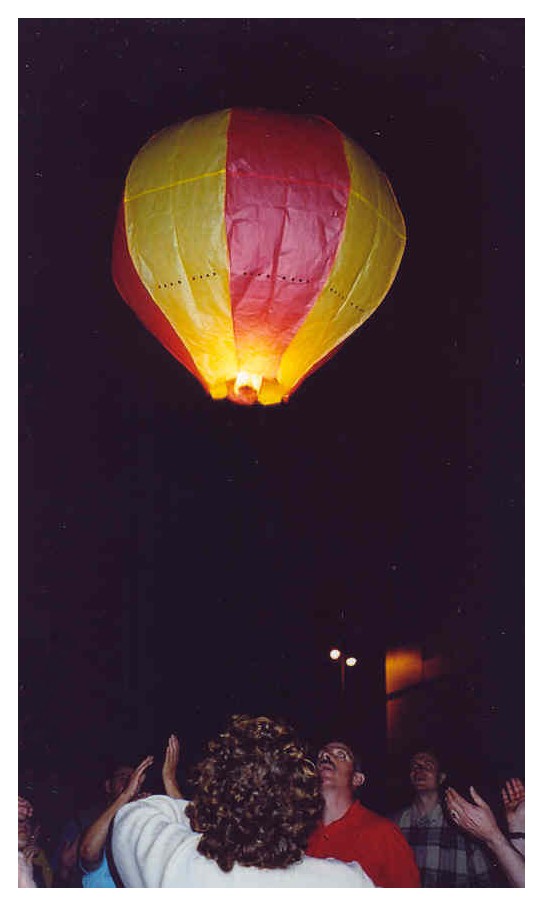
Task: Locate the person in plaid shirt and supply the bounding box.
[391,750,496,887]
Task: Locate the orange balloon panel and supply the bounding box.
[112,108,406,405]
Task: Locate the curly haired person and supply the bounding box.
[111,715,374,887]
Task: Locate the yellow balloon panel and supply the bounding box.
[125,110,230,200]
[124,110,238,394]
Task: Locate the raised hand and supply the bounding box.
[445,785,500,845]
[80,753,154,872]
[162,733,183,799]
[120,755,154,804]
[446,784,525,887]
[501,778,525,833]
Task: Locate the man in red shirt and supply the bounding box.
[306,740,420,887]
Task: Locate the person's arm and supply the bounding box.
[162,733,184,799]
[501,777,525,856]
[112,794,192,887]
[57,834,80,882]
[445,785,524,888]
[79,755,153,871]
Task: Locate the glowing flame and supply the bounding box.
[234,371,263,395]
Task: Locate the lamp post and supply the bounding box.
[329,648,357,695]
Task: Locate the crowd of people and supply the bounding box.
[18,715,525,888]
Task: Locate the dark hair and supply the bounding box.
[101,754,136,781]
[186,715,322,872]
[409,748,443,772]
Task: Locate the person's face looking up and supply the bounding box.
[409,752,445,792]
[316,741,365,793]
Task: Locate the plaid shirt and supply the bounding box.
[392,802,495,887]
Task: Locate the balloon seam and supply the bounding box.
[350,189,406,240]
[125,169,226,203]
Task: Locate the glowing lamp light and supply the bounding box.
[112,108,406,405]
[329,648,342,661]
[345,656,357,667]
[231,371,264,405]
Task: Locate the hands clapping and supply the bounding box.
[445,785,499,844]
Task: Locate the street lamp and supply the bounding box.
[329,648,357,694]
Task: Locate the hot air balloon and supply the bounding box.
[112,108,405,405]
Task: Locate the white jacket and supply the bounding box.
[112,795,374,888]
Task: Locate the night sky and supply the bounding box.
[19,18,524,815]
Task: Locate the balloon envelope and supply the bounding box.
[112,108,406,405]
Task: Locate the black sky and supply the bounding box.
[19,18,524,807]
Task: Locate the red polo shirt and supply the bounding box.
[306,800,420,888]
